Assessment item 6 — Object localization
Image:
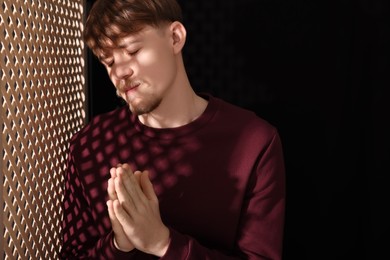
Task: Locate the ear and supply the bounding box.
[169,21,186,53]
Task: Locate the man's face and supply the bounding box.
[100,25,178,115]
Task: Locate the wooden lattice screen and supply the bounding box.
[1,0,86,259]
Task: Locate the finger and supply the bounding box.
[107,201,128,238]
[139,171,158,202]
[121,163,133,174]
[133,170,142,184]
[110,163,124,178]
[110,167,117,178]
[112,199,134,227]
[107,200,134,251]
[107,178,117,200]
[107,200,125,232]
[116,167,146,207]
[114,172,137,214]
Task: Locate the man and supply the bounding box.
[61,0,285,259]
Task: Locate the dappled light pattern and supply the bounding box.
[1,0,85,259]
[61,107,205,257]
[60,97,286,259]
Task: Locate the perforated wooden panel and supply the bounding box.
[1,0,86,259]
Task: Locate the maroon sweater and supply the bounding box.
[61,94,285,259]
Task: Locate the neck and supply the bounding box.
[138,89,208,128]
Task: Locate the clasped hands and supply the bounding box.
[107,163,170,257]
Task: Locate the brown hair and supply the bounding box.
[84,0,183,57]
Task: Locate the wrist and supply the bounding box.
[154,227,171,257]
[113,237,134,252]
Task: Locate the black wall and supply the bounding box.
[86,1,390,259]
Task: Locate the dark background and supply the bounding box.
[86,1,390,259]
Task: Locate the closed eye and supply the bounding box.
[126,48,140,56]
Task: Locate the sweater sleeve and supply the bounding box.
[236,130,286,259]
[161,131,286,260]
[60,146,136,259]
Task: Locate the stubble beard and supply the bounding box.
[129,98,161,116]
[117,90,161,115]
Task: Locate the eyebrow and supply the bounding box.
[118,38,142,49]
[98,53,112,62]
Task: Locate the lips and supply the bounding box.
[126,83,139,93]
[119,81,141,93]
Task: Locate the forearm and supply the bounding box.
[61,155,136,259]
[161,229,240,260]
[61,230,135,259]
[163,223,286,260]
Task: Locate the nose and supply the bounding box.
[110,55,133,81]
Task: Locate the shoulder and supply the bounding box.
[209,94,278,137]
[69,105,130,148]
